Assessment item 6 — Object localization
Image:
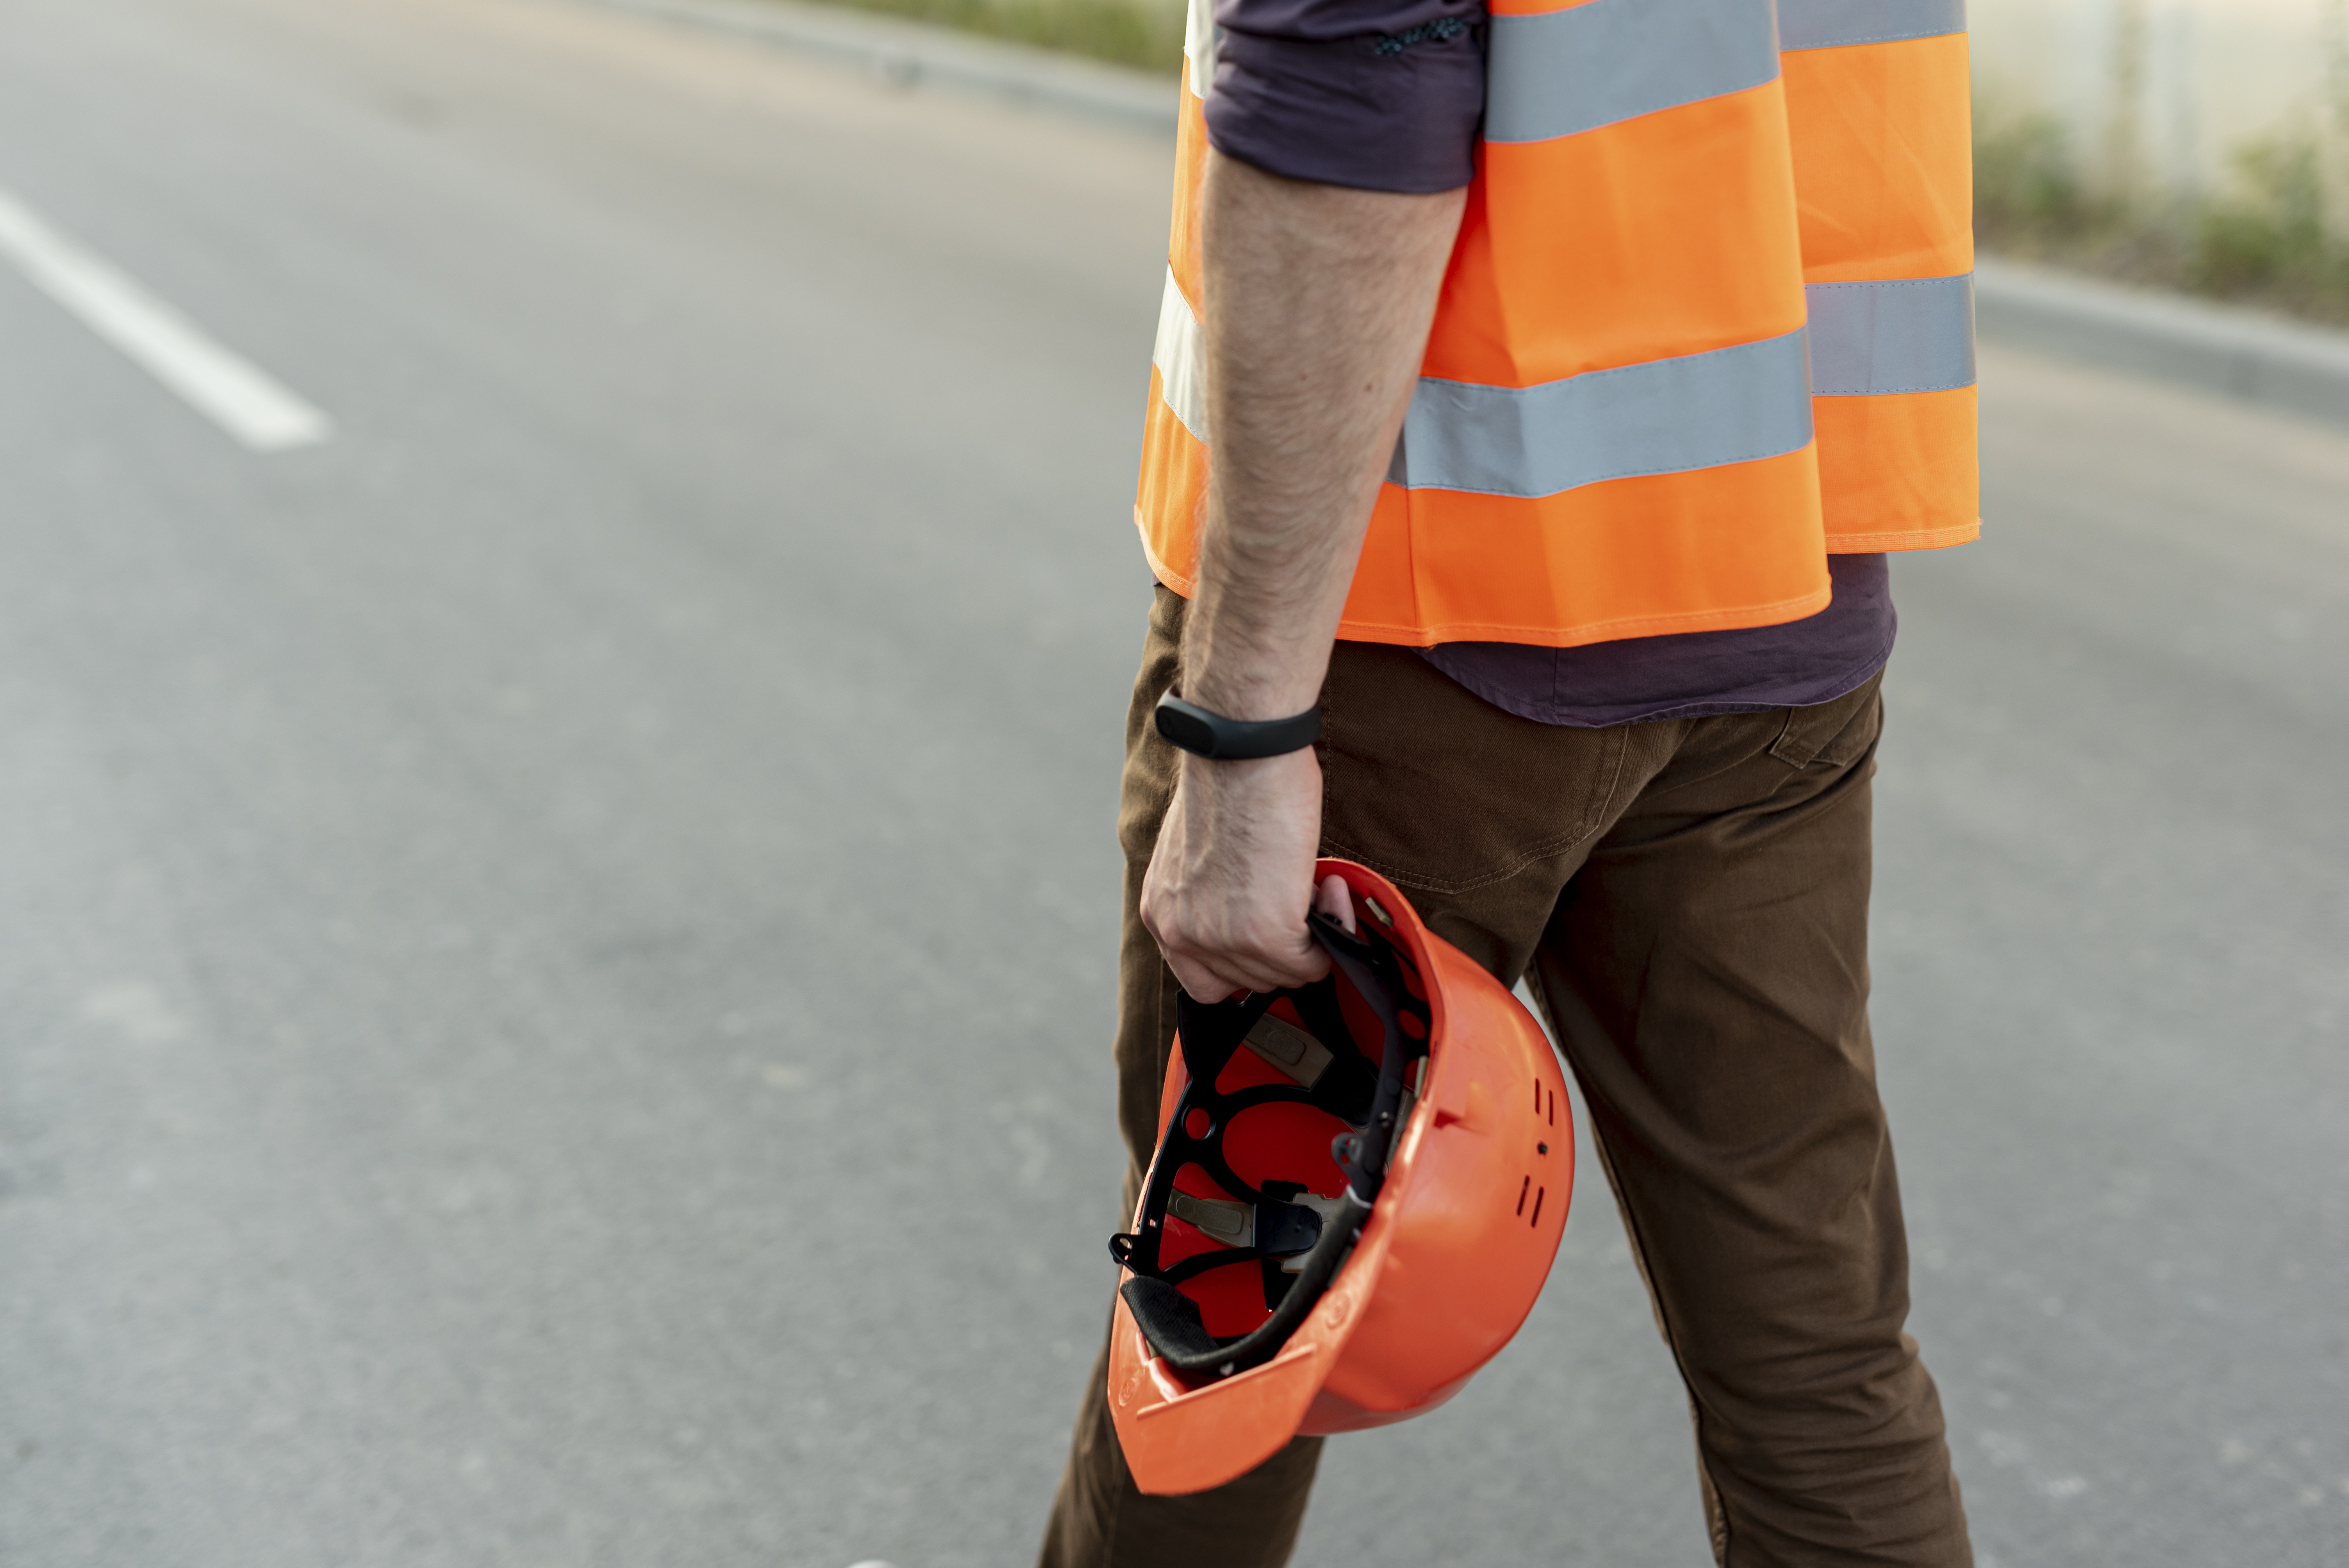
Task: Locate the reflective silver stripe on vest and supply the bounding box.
[1153,267,1210,440]
[1805,274,1976,395]
[1389,329,1814,497]
[1486,0,1781,146]
[1778,0,1966,51]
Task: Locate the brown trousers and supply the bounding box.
[1038,589,1970,1568]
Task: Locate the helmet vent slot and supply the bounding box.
[1515,1174,1530,1216]
[1529,1186,1545,1227]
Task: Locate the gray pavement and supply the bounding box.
[0,1,2343,1565]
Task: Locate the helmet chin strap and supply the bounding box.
[1110,911,1430,1380]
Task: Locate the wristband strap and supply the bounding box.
[1154,692,1322,760]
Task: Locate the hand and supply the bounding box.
[1141,749,1357,1001]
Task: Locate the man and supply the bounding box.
[1041,0,1979,1561]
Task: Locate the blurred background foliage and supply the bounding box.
[820,0,1183,70]
[1977,84,2349,324]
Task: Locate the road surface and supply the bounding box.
[0,2,2344,1564]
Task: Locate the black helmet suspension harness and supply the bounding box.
[1110,910,1430,1381]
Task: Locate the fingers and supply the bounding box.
[1162,950,1244,1005]
[1312,873,1357,936]
[1136,747,1331,1003]
[1155,921,1333,1003]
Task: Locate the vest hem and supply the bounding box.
[1827,519,1980,552]
[1140,513,1844,648]
[1326,584,1833,648]
[1137,517,1198,601]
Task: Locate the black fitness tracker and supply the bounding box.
[1153,692,1322,760]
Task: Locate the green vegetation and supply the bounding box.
[1976,89,2349,325]
[1975,0,2349,328]
[806,0,1185,71]
[2190,134,2349,315]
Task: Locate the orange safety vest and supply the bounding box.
[1135,0,1977,648]
[1783,0,1978,551]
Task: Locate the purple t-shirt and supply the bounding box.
[1420,553,1895,726]
[1203,0,1894,725]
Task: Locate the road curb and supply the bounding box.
[564,0,2349,430]
[569,0,1178,134]
[1977,259,2349,428]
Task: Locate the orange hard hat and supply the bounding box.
[1107,859,1574,1495]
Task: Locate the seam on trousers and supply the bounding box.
[1317,834,1600,897]
[1769,676,1882,770]
[1526,964,1734,1568]
[1319,726,1635,896]
[1588,719,1636,841]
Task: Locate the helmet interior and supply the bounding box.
[1110,913,1431,1381]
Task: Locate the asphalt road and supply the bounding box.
[0,2,2344,1565]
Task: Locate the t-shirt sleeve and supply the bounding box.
[1203,0,1487,194]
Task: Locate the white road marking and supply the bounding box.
[0,185,331,451]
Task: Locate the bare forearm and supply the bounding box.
[1184,151,1466,721]
[1140,153,1463,1001]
